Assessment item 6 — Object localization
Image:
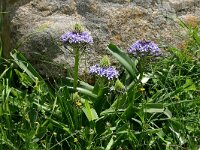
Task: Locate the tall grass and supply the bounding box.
[0,18,199,150]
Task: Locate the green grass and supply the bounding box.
[0,18,200,149]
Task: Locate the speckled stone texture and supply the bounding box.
[6,0,200,77]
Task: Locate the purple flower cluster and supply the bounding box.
[128,40,160,56]
[61,31,93,45]
[89,65,119,80]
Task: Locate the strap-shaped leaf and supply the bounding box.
[108,43,137,78]
[144,103,172,118]
[10,50,55,98]
[105,136,114,150]
[77,87,98,99]
[10,50,43,81]
[82,100,98,121]
[67,86,97,99]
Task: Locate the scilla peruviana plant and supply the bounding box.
[61,23,93,89]
[128,40,161,82]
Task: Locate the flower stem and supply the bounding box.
[73,46,79,90]
[138,55,147,85]
[139,58,144,82]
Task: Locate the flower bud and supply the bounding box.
[75,101,82,107]
[100,55,111,67]
[114,79,125,91]
[74,138,78,143]
[74,23,83,33]
[139,87,145,93]
[72,92,80,101]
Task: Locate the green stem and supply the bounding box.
[139,58,144,83]
[138,55,147,85]
[73,46,79,90]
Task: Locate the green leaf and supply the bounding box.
[10,50,43,81]
[48,118,71,134]
[100,107,125,116]
[65,77,94,91]
[67,86,98,99]
[82,100,98,121]
[192,27,200,46]
[0,125,18,150]
[145,128,163,134]
[10,50,55,98]
[169,119,186,145]
[169,48,184,61]
[15,69,34,87]
[183,78,196,91]
[156,129,171,145]
[0,67,10,80]
[105,136,114,150]
[77,87,98,99]
[144,103,164,113]
[163,108,172,118]
[127,129,138,144]
[108,43,137,78]
[144,103,172,118]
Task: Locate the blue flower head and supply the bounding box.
[61,31,93,45]
[89,65,119,80]
[128,40,161,57]
[61,24,93,45]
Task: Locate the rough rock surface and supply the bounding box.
[7,0,200,77]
